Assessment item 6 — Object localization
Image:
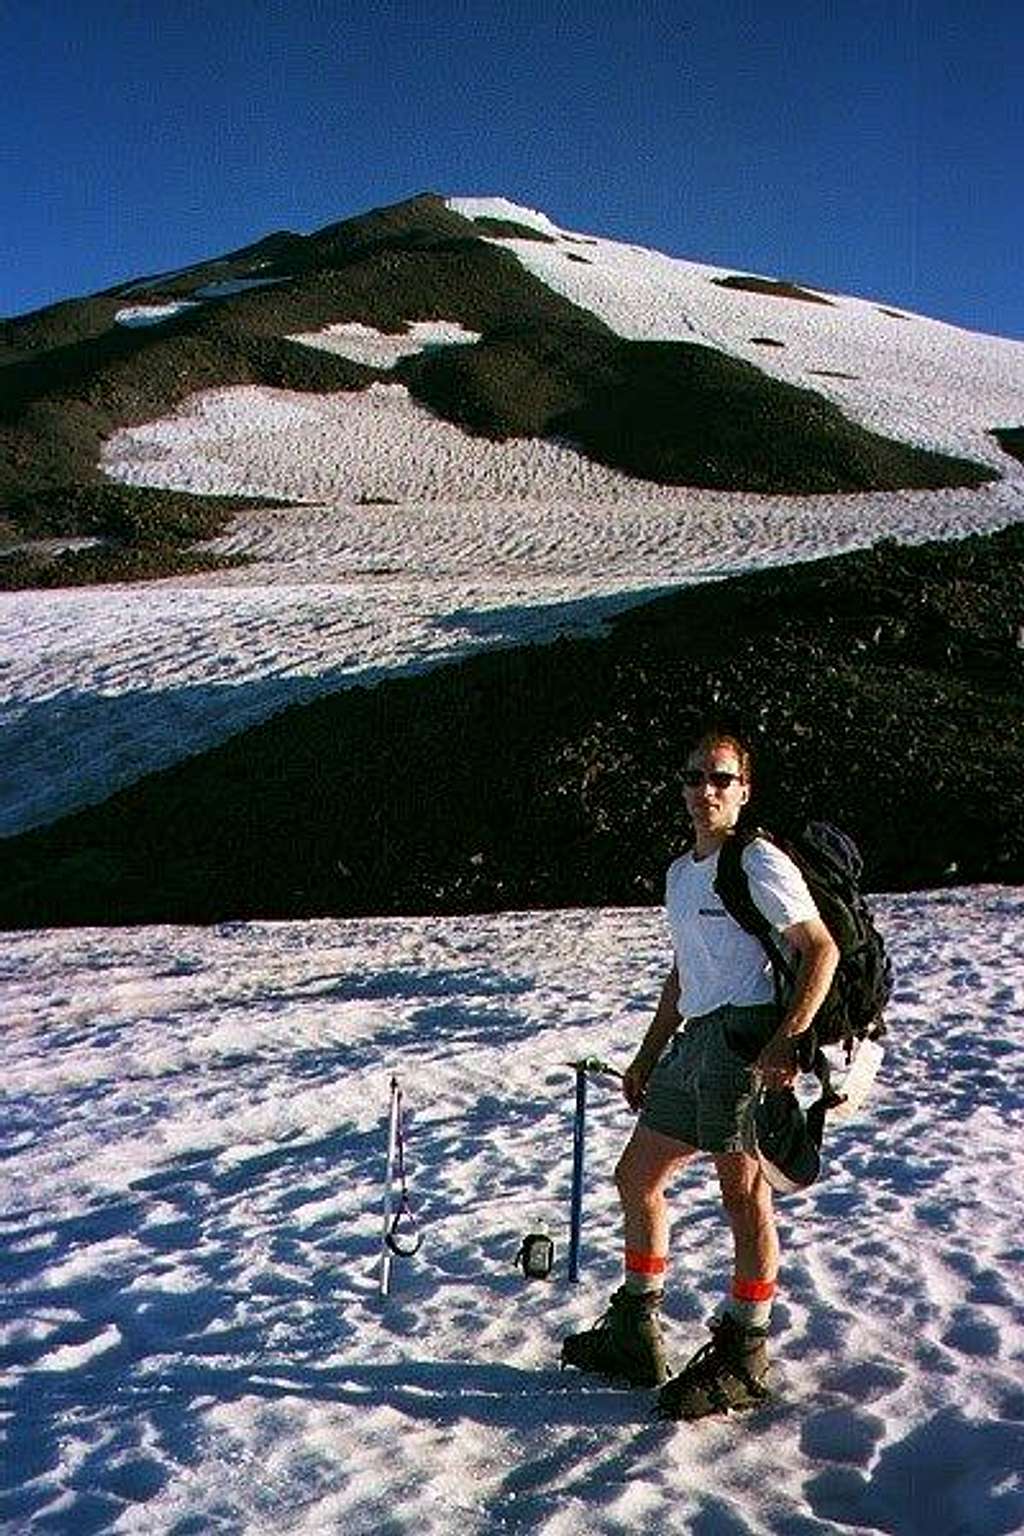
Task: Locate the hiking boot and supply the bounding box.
[561,1286,670,1387]
[656,1313,770,1421]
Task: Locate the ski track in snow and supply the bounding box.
[2,891,1023,1533]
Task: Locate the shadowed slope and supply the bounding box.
[2,525,1021,929]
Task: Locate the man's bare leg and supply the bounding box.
[713,1150,778,1326]
[615,1123,694,1287]
[561,1123,691,1385]
[656,1149,775,1418]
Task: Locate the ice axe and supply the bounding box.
[565,1056,623,1282]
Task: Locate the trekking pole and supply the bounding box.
[379,1076,402,1298]
[566,1057,623,1283]
[379,1074,423,1300]
[568,1063,588,1283]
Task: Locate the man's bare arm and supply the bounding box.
[756,918,839,1086]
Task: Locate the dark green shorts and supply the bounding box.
[639,1003,779,1154]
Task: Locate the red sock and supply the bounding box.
[624,1247,667,1294]
[727,1276,776,1328]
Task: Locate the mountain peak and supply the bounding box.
[2,189,1020,560]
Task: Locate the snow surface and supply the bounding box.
[3,477,1022,839]
[100,196,1024,504]
[2,891,1023,1532]
[101,380,686,503]
[448,196,1024,472]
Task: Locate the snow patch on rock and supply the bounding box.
[114,303,200,327]
[287,319,481,368]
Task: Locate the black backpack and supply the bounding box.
[715,822,892,1117]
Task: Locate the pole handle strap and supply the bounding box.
[385,1206,423,1257]
[385,1079,423,1258]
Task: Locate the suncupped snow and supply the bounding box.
[287,320,482,368]
[100,381,679,502]
[1,893,1022,1533]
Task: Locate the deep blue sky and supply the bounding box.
[3,0,1022,338]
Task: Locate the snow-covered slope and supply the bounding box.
[100,379,687,502]
[96,197,1024,503]
[449,196,1024,471]
[3,476,1020,840]
[2,890,1022,1532]
[4,196,1024,841]
[3,200,1023,1531]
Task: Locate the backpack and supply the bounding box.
[715,821,892,1127]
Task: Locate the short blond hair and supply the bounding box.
[687,729,753,786]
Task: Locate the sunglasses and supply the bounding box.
[682,769,744,789]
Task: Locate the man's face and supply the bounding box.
[682,742,749,843]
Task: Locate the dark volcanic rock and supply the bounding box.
[0,484,285,588]
[0,541,247,590]
[713,275,835,305]
[2,525,1022,929]
[468,216,559,242]
[994,427,1024,465]
[402,327,992,492]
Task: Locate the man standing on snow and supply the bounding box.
[561,728,838,1419]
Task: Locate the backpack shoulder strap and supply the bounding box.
[714,827,776,947]
[717,827,831,1074]
[718,827,848,1108]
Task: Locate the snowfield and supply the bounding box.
[100,379,688,503]
[114,304,201,328]
[2,892,1023,1533]
[448,196,1024,471]
[3,477,1022,839]
[286,318,483,368]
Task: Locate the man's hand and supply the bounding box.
[622,1059,652,1112]
[754,917,838,1091]
[755,1031,800,1089]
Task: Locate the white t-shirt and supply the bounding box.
[665,837,820,1019]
